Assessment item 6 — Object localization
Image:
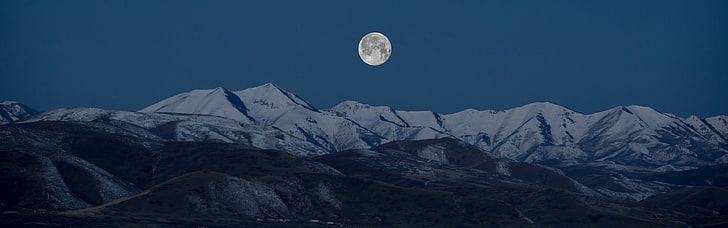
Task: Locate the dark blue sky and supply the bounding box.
[1,1,726,117]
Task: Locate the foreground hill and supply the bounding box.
[2,121,726,227]
[0,120,334,211]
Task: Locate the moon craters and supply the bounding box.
[358,32,391,66]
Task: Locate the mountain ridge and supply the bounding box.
[138,83,728,170]
[0,101,38,124]
[5,85,728,226]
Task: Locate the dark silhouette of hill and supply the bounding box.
[1,120,726,227]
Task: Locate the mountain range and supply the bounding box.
[137,83,728,171]
[2,83,727,227]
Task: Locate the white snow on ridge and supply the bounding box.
[233,83,316,118]
[706,115,728,139]
[142,84,385,152]
[21,107,328,157]
[331,101,408,127]
[134,83,727,167]
[684,115,727,144]
[140,87,253,123]
[623,105,680,127]
[28,83,723,167]
[415,144,449,163]
[1,101,38,123]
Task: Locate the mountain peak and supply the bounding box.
[332,100,372,111]
[530,101,559,106]
[515,102,570,112]
[1,101,19,105]
[212,86,229,91]
[250,83,286,93]
[625,105,656,112]
[521,101,566,110]
[598,105,681,128]
[140,87,254,122]
[686,115,701,121]
[705,115,728,138]
[140,83,319,124]
[234,83,317,112]
[260,82,279,89]
[504,102,574,119]
[1,101,39,124]
[712,115,728,118]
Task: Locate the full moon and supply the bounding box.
[358,32,391,66]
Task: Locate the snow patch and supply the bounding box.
[496,161,511,176]
[415,144,449,163]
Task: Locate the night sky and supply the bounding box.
[1,1,726,117]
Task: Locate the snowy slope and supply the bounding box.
[231,83,384,152]
[706,115,728,139]
[22,108,327,157]
[336,100,727,168]
[684,115,727,144]
[140,87,254,123]
[440,102,590,160]
[140,83,382,152]
[330,101,450,142]
[139,83,728,169]
[1,101,38,124]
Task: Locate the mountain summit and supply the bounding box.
[234,83,317,112]
[0,101,38,124]
[140,87,255,123]
[141,83,382,152]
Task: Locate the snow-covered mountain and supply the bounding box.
[341,101,728,169]
[140,83,728,170]
[686,115,728,144]
[142,83,386,152]
[0,101,38,124]
[141,87,255,123]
